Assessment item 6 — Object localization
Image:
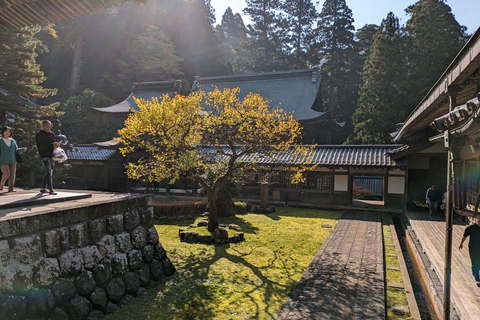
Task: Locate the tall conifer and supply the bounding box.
[316,0,359,139]
[405,0,468,106]
[279,0,318,68]
[350,13,407,144]
[244,0,284,71]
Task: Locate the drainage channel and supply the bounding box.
[392,215,439,320]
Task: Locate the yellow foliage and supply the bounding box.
[117,88,315,189]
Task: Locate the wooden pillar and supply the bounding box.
[260,183,269,207]
[384,171,389,206]
[329,168,334,206]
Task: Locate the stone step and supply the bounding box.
[388,282,404,289]
[387,265,401,271]
[385,243,395,247]
[385,253,397,257]
[391,305,410,314]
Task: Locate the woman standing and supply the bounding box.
[0,127,26,192]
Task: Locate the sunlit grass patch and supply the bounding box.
[107,207,341,320]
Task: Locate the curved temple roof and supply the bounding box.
[93,81,182,114]
[0,0,146,29]
[192,69,325,121]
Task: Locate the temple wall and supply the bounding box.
[0,195,175,320]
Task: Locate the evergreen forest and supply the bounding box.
[0,0,471,149]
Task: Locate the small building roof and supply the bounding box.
[0,0,146,29]
[66,145,116,161]
[204,145,406,168]
[192,69,326,121]
[94,81,182,114]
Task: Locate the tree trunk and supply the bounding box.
[217,188,235,217]
[207,190,219,232]
[69,26,84,97]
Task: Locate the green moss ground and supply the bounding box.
[106,207,341,320]
[382,213,411,320]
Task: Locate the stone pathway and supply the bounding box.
[276,211,385,320]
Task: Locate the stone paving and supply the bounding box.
[276,211,385,320]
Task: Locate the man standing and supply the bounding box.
[426,185,442,216]
[459,215,480,286]
[36,120,59,195]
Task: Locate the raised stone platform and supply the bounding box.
[0,189,176,320]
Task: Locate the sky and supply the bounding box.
[210,0,479,34]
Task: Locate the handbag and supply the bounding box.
[15,150,23,164]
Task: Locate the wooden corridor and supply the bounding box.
[276,211,385,320]
[405,210,480,320]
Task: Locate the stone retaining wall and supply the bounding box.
[0,195,175,320]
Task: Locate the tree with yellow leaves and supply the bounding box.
[118,87,311,232]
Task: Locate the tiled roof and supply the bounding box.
[203,145,407,167]
[94,81,182,114]
[192,69,326,121]
[66,145,116,161]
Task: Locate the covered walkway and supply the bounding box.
[276,211,385,320]
[405,210,480,320]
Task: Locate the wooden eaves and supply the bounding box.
[0,0,147,29]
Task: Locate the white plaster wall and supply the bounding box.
[334,175,349,192]
[388,176,405,194]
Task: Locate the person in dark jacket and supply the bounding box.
[36,120,59,195]
[459,215,480,286]
[426,185,442,216]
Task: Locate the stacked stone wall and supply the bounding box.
[0,195,175,320]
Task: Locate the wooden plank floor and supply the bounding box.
[276,211,385,320]
[405,210,480,319]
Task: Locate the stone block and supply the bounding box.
[137,264,150,287]
[33,257,60,286]
[44,227,69,257]
[97,235,116,259]
[162,258,176,277]
[104,301,119,314]
[120,293,134,306]
[146,226,159,245]
[51,278,77,306]
[49,307,69,320]
[131,226,147,249]
[150,259,164,282]
[140,207,154,227]
[26,287,55,316]
[111,253,129,277]
[214,228,229,245]
[75,271,96,297]
[12,235,41,264]
[93,259,112,288]
[65,295,92,320]
[106,214,123,235]
[125,211,140,232]
[89,287,107,311]
[137,287,147,296]
[105,278,125,303]
[0,263,33,293]
[82,246,103,270]
[0,294,27,320]
[123,272,139,295]
[88,219,106,244]
[153,243,167,261]
[142,245,154,264]
[87,309,105,320]
[0,240,11,270]
[127,250,142,271]
[115,232,132,253]
[58,249,84,276]
[70,223,88,248]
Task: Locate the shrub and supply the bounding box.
[153,202,207,218]
[353,185,373,200]
[234,201,248,214]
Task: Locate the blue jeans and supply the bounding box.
[41,158,55,190]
